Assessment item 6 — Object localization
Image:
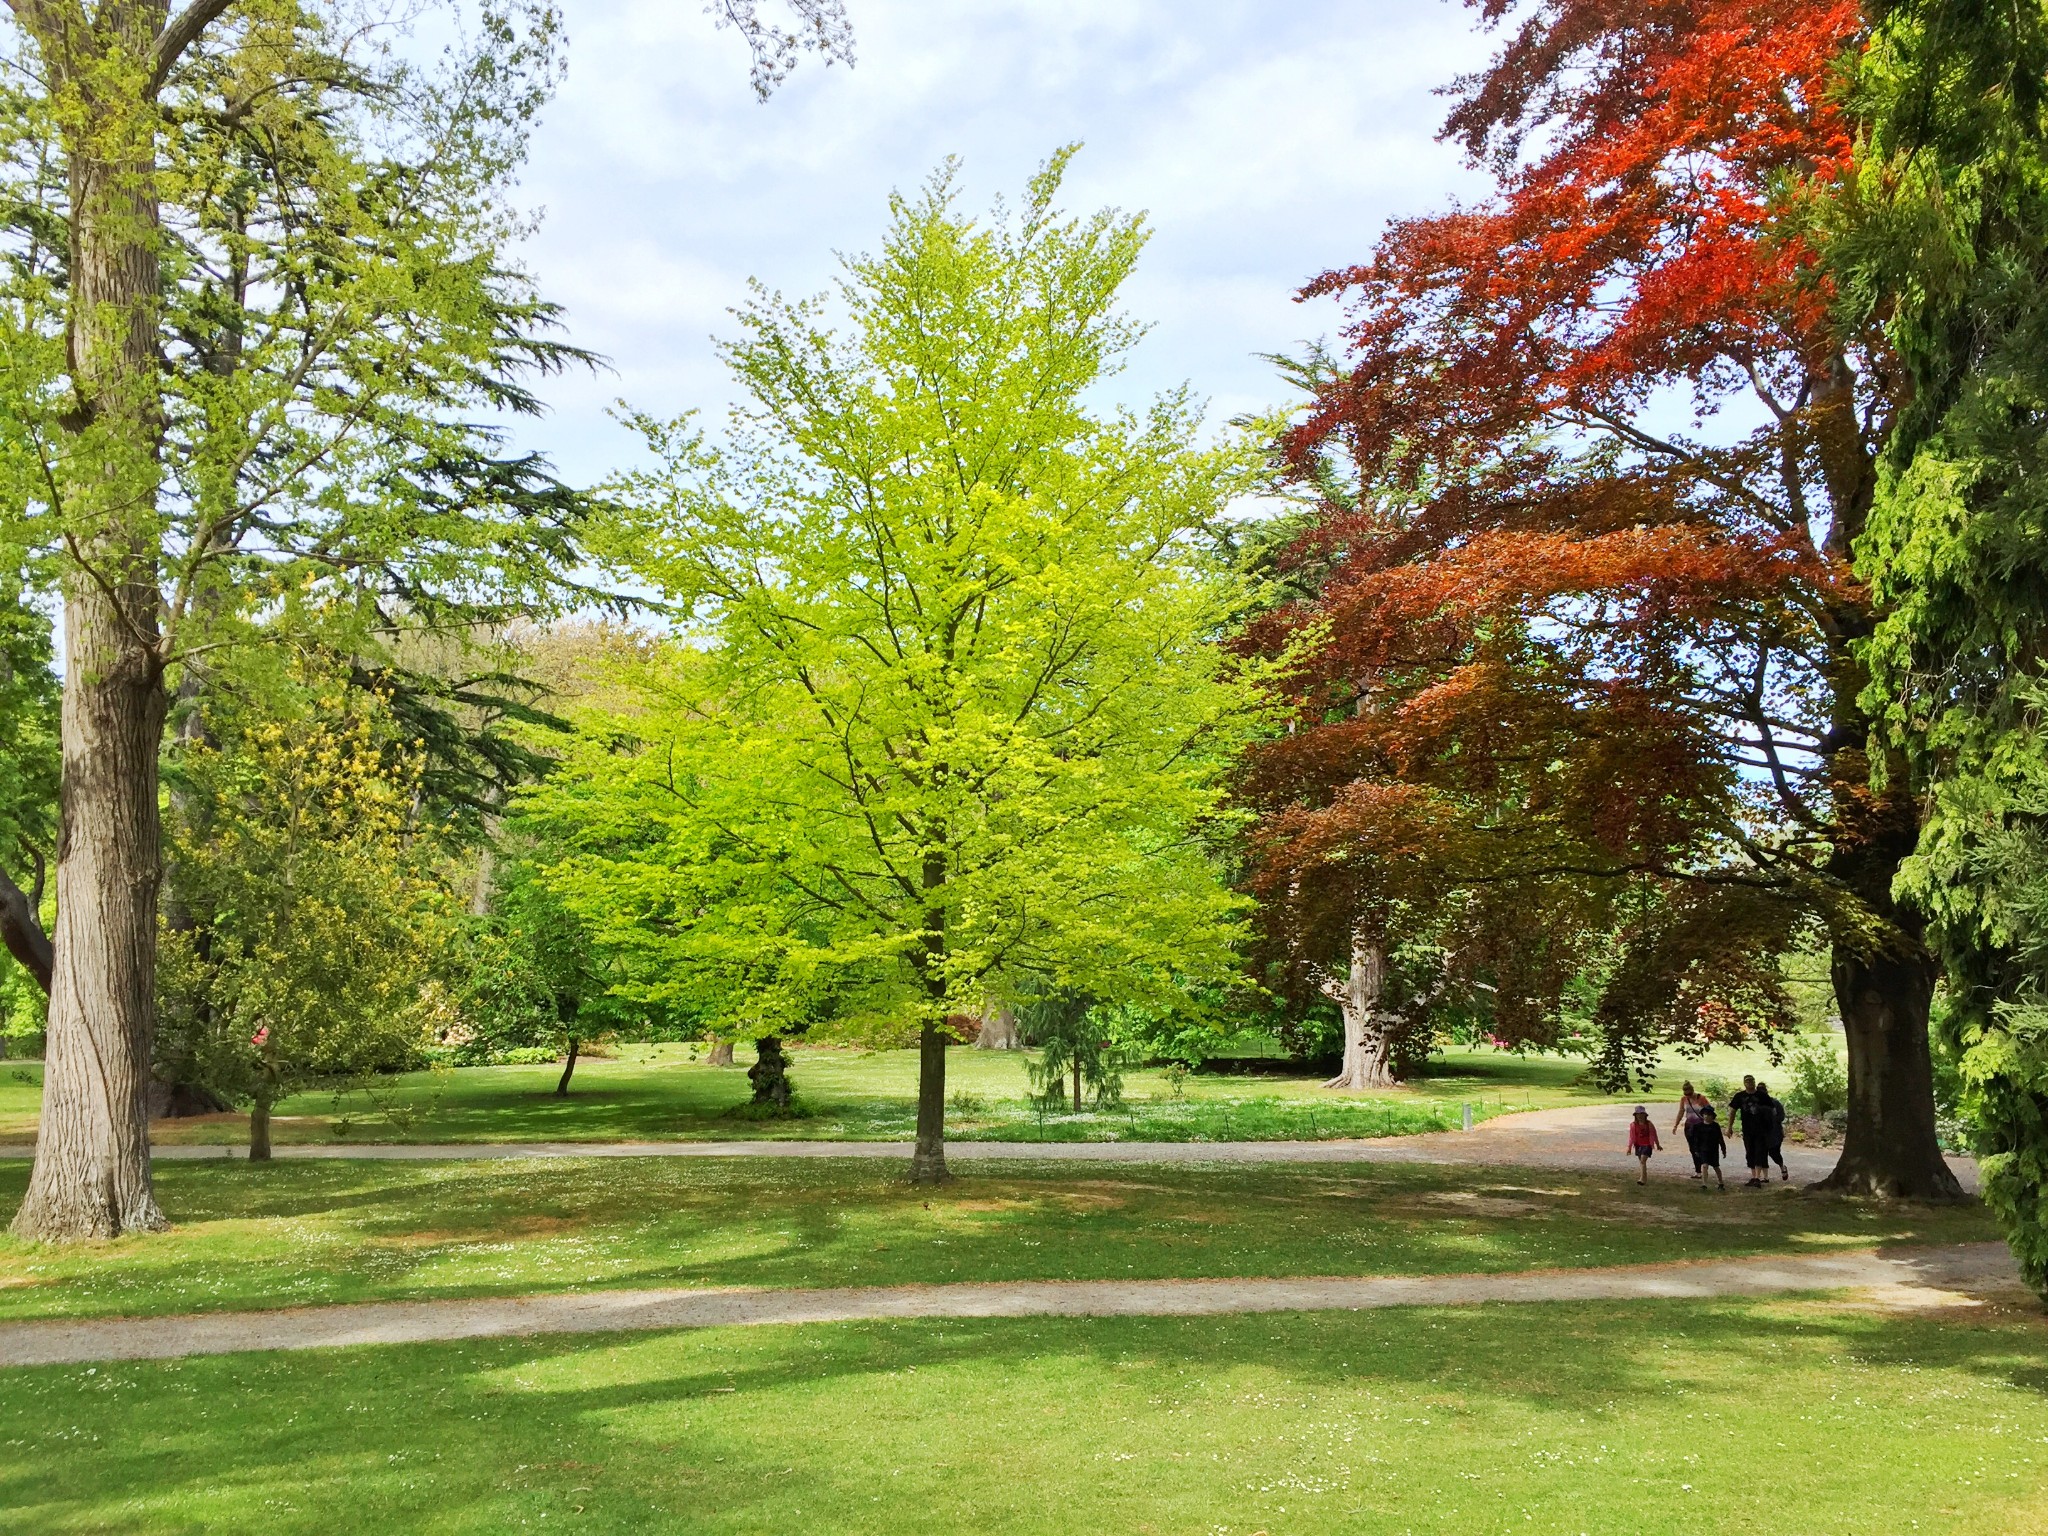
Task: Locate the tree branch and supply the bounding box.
[0,858,52,995]
[150,0,238,94]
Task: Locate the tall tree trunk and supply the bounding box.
[1322,927,1395,1092]
[1072,1055,1082,1113]
[706,1038,734,1067]
[248,1091,272,1162]
[9,5,180,1241]
[554,1036,579,1096]
[1817,781,1962,1198]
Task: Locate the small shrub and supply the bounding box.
[1787,1036,1848,1117]
[948,1089,988,1114]
[1162,1061,1190,1101]
[488,1046,559,1066]
[1699,1074,1732,1103]
[723,1097,817,1121]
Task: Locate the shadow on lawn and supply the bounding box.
[2,1301,2045,1533]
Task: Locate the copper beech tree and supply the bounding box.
[1245,0,1960,1195]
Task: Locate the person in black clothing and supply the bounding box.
[1754,1079,1790,1182]
[1728,1074,1770,1187]
[1685,1103,1728,1189]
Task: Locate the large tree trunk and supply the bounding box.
[1323,928,1395,1092]
[706,1039,735,1067]
[1821,941,1963,1198]
[748,1035,791,1108]
[974,1006,1021,1050]
[8,6,179,1242]
[1816,770,1962,1198]
[14,583,171,1238]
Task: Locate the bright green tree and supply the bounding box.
[565,153,1266,1180]
[1835,2,2048,1290]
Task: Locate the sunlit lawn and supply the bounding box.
[3,1297,2042,1534]
[0,1039,1821,1147]
[0,1156,1992,1323]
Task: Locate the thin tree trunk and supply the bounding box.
[248,1092,272,1162]
[908,859,951,1184]
[9,4,181,1242]
[706,1039,734,1067]
[1072,1056,1082,1113]
[1323,928,1395,1092]
[555,1037,579,1096]
[909,1019,949,1183]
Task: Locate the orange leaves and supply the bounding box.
[1298,2,1868,479]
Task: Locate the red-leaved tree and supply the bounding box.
[1244,0,1959,1195]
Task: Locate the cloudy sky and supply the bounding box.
[507,0,1496,484]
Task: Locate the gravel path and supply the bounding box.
[0,1243,2015,1368]
[0,1103,1979,1191]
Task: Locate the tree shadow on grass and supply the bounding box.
[3,1300,2046,1534]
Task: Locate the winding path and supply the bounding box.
[0,1103,1981,1191]
[0,1243,2016,1368]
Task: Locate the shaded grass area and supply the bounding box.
[3,1299,2044,1534]
[0,1040,1810,1147]
[0,1157,1996,1323]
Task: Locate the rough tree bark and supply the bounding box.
[8,0,235,1241]
[706,1039,735,1067]
[1319,925,1395,1092]
[554,1036,580,1096]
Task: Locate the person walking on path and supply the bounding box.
[1755,1080,1790,1182]
[1673,1081,1712,1180]
[1627,1105,1663,1184]
[1728,1075,1771,1187]
[1686,1103,1728,1189]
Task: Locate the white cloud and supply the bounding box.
[509,0,1496,481]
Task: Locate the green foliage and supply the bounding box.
[1834,0,2048,1293]
[1784,1036,1849,1119]
[535,154,1267,1079]
[456,867,625,1065]
[1022,990,1126,1113]
[157,674,458,1115]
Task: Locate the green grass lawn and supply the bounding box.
[0,1157,1994,1323]
[0,1039,1821,1147]
[3,1297,2042,1534]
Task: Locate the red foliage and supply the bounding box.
[1240,1,1907,1080]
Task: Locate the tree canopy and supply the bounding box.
[1237,0,1959,1195]
[530,153,1267,1180]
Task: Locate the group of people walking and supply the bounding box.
[1626,1075,1791,1188]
